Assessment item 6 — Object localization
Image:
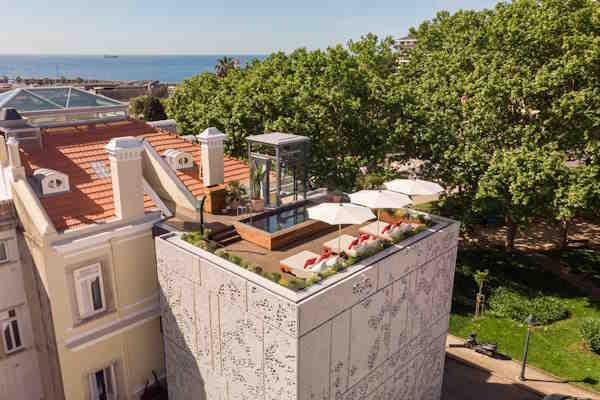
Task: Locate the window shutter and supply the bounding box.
[0,241,8,262]
[74,263,104,318]
[6,239,18,263]
[91,277,104,311]
[3,322,13,351]
[10,320,21,349]
[75,273,93,318]
[107,365,117,399]
[89,372,99,400]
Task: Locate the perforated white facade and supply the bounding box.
[156,217,459,400]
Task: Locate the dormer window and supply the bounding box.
[48,178,63,189]
[33,168,70,196]
[163,149,194,170]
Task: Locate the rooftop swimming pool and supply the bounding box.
[234,201,328,250]
[247,205,309,233]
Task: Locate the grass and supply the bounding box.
[450,247,600,392]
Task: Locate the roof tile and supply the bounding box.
[20,119,248,231]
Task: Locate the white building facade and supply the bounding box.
[156,217,459,400]
[0,199,43,400]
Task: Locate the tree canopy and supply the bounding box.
[129,95,168,121]
[167,34,404,189]
[399,0,599,206]
[167,0,600,248]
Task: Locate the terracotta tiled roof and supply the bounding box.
[140,130,249,198]
[19,119,249,232]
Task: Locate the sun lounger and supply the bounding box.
[323,233,381,258]
[280,249,340,278]
[360,221,414,241]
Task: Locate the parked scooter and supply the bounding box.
[448,332,499,358]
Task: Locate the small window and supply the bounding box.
[89,364,117,400]
[0,241,8,263]
[2,309,23,354]
[48,178,63,189]
[74,263,106,319]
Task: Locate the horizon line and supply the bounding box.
[0,53,271,56]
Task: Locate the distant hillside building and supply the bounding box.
[396,35,418,64]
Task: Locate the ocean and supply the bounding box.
[0,54,266,83]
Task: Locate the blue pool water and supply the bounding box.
[248,206,309,233]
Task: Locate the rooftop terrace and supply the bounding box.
[160,192,455,296]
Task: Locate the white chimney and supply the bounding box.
[197,127,226,187]
[105,137,145,220]
[0,136,8,167]
[5,137,18,168]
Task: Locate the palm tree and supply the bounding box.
[215,56,239,79]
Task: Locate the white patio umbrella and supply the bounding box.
[349,190,412,233]
[384,178,445,205]
[307,203,376,250]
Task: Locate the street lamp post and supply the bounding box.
[519,314,536,381]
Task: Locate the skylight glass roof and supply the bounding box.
[0,87,124,113]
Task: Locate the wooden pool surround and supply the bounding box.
[234,216,329,251]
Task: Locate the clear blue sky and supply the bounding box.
[1,0,499,54]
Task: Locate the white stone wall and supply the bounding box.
[0,224,44,400]
[157,220,459,400]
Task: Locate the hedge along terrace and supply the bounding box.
[181,214,433,291]
[450,248,600,393]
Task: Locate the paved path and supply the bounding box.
[443,356,541,400]
[444,334,600,399]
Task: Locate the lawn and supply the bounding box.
[450,248,600,393]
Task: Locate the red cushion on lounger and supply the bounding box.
[303,257,317,269]
[348,238,360,250]
[359,233,370,243]
[317,253,330,263]
[381,224,393,234]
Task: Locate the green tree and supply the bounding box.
[215,56,239,79]
[129,95,167,121]
[397,0,600,227]
[167,34,403,190]
[553,165,600,249]
[476,146,566,250]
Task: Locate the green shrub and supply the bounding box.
[287,278,308,290]
[344,256,357,267]
[581,318,600,354]
[318,268,337,279]
[306,275,323,285]
[215,249,229,258]
[488,287,530,321]
[252,265,263,274]
[489,287,569,325]
[129,95,167,121]
[228,254,242,265]
[414,225,427,234]
[530,295,570,325]
[263,272,281,283]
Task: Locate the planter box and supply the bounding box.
[156,216,459,400]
